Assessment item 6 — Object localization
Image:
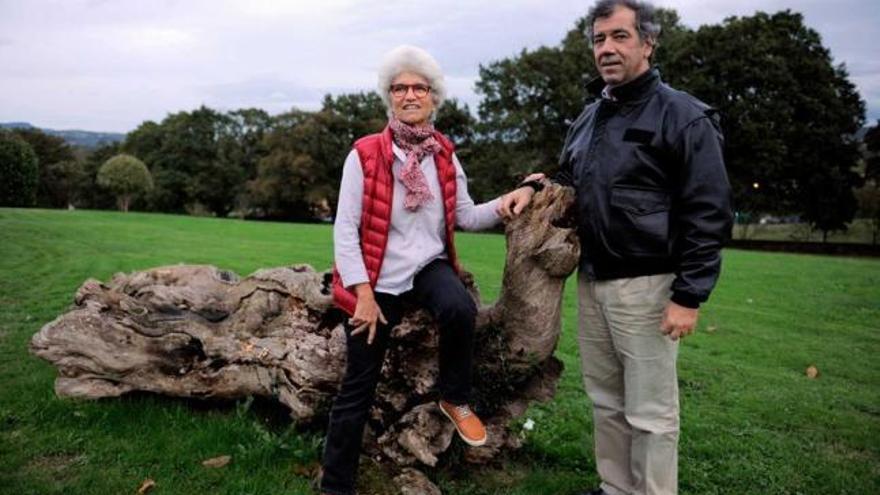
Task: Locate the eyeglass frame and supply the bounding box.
[389,83,432,99]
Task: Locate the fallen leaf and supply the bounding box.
[291,461,320,477]
[805,365,819,379]
[136,478,156,494]
[202,455,232,468]
[706,325,717,333]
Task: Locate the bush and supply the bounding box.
[97,154,153,212]
[0,131,39,207]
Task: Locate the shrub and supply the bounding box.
[0,131,39,207]
[97,154,153,212]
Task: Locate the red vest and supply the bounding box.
[331,126,460,315]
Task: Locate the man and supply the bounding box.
[500,1,733,494]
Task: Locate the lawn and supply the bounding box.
[1,208,878,495]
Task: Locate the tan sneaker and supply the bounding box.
[438,400,487,447]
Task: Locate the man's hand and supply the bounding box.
[349,284,387,345]
[660,301,699,340]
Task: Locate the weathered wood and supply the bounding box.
[29,183,578,493]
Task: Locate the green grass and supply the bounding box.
[1,208,879,495]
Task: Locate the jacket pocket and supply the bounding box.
[608,186,671,256]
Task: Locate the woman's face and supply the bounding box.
[389,71,435,127]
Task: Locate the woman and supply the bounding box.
[321,45,532,495]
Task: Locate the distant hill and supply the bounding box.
[0,122,126,149]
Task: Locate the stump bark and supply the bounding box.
[30,184,579,493]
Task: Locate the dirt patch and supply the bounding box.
[26,452,86,482]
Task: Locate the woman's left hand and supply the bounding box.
[497,188,535,218]
[497,173,546,218]
[349,283,387,345]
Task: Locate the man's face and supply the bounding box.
[592,5,653,87]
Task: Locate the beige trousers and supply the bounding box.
[577,272,679,495]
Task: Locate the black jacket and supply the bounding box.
[556,69,733,308]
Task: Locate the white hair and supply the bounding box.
[377,45,447,118]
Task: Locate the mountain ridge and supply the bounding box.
[1,122,126,149]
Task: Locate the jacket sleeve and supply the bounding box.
[669,114,734,308]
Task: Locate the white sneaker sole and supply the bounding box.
[437,402,487,447]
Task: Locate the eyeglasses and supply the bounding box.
[389,83,431,99]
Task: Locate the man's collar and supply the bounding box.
[588,68,660,102]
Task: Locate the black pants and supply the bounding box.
[320,259,477,495]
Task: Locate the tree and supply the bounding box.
[662,11,865,238]
[435,98,477,158]
[248,93,386,219]
[862,120,880,182]
[855,184,880,245]
[124,107,277,217]
[12,128,76,208]
[319,91,387,142]
[46,160,88,208]
[217,108,273,214]
[97,154,153,212]
[475,32,593,174]
[0,131,39,207]
[124,107,240,216]
[855,121,880,244]
[180,108,245,217]
[77,142,124,210]
[124,120,183,213]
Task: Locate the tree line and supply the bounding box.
[2,9,878,242]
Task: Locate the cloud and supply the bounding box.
[120,27,197,51]
[199,76,334,114]
[0,0,877,132]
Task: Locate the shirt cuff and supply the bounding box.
[338,267,369,290]
[486,197,502,221]
[670,291,702,309]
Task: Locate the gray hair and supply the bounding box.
[377,45,447,119]
[586,0,661,46]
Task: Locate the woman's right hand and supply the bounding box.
[349,284,387,345]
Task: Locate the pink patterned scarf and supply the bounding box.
[389,117,442,211]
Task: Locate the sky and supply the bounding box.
[1,0,878,133]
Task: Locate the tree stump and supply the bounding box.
[30,184,579,493]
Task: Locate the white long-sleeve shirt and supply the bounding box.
[334,143,501,295]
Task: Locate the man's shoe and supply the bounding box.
[577,489,607,495]
[437,400,487,447]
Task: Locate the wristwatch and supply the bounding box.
[517,179,545,193]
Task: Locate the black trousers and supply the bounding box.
[320,259,477,495]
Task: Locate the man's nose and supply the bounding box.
[595,43,615,58]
